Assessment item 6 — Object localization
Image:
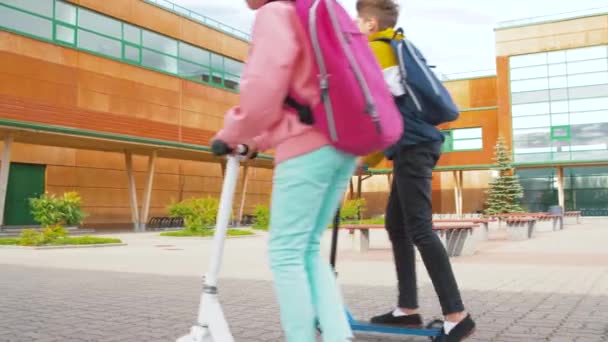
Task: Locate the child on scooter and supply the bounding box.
[213,1,355,341]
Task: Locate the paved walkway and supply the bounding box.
[1,219,608,341]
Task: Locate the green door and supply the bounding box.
[4,163,46,226]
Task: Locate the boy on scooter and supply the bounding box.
[356,1,476,340]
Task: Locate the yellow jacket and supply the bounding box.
[361,28,404,169]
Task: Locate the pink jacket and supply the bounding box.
[214,1,328,164]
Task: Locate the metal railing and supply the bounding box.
[496,7,608,29]
[143,0,251,41]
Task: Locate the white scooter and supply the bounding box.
[177,141,254,342]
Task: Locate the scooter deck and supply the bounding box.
[350,321,441,337]
[346,310,442,337]
[329,209,442,338]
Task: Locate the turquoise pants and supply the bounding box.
[269,146,356,342]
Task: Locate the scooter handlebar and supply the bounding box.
[211,140,258,159]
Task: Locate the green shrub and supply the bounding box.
[29,192,86,227]
[340,198,367,221]
[61,192,86,226]
[253,205,270,230]
[18,229,45,246]
[168,197,219,233]
[42,225,68,243]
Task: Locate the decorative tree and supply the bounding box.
[484,137,525,216]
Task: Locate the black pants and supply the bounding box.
[386,142,464,315]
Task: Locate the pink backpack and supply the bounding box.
[285,0,403,156]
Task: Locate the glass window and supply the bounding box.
[568,71,608,87]
[551,113,569,126]
[452,127,482,140]
[571,150,608,161]
[224,74,240,91]
[568,59,608,75]
[550,100,569,113]
[0,5,53,40]
[124,44,140,63]
[548,63,567,76]
[511,78,549,93]
[512,102,550,117]
[515,146,554,154]
[179,43,210,65]
[55,24,75,44]
[142,30,177,56]
[453,139,482,150]
[514,153,552,163]
[77,30,121,58]
[570,123,608,141]
[2,0,53,17]
[549,76,568,89]
[178,60,208,79]
[123,24,140,45]
[55,1,76,25]
[224,58,244,78]
[547,51,566,64]
[512,90,550,105]
[569,97,608,112]
[510,65,548,80]
[513,127,550,141]
[568,84,608,100]
[570,110,608,125]
[78,8,122,39]
[211,53,224,71]
[566,46,608,62]
[142,48,177,73]
[510,52,547,68]
[549,88,569,101]
[513,115,551,129]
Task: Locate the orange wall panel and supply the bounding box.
[468,77,497,108]
[496,56,513,150]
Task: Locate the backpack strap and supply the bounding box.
[285,96,314,125]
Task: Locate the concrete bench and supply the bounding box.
[342,224,383,253]
[433,219,494,241]
[341,223,478,256]
[434,223,480,257]
[501,216,537,241]
[564,211,581,225]
[499,213,561,232]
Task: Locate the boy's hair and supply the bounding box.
[356,0,400,30]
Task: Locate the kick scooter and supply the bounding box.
[327,209,444,339]
[177,140,254,342]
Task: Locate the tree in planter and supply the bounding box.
[484,137,525,216]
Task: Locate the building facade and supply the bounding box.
[0,0,273,229]
[361,9,608,216]
[1,2,607,229]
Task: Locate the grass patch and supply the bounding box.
[0,238,20,245]
[0,236,122,246]
[330,217,385,227]
[160,229,254,237]
[48,236,122,245]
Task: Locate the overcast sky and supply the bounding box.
[174,0,606,75]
